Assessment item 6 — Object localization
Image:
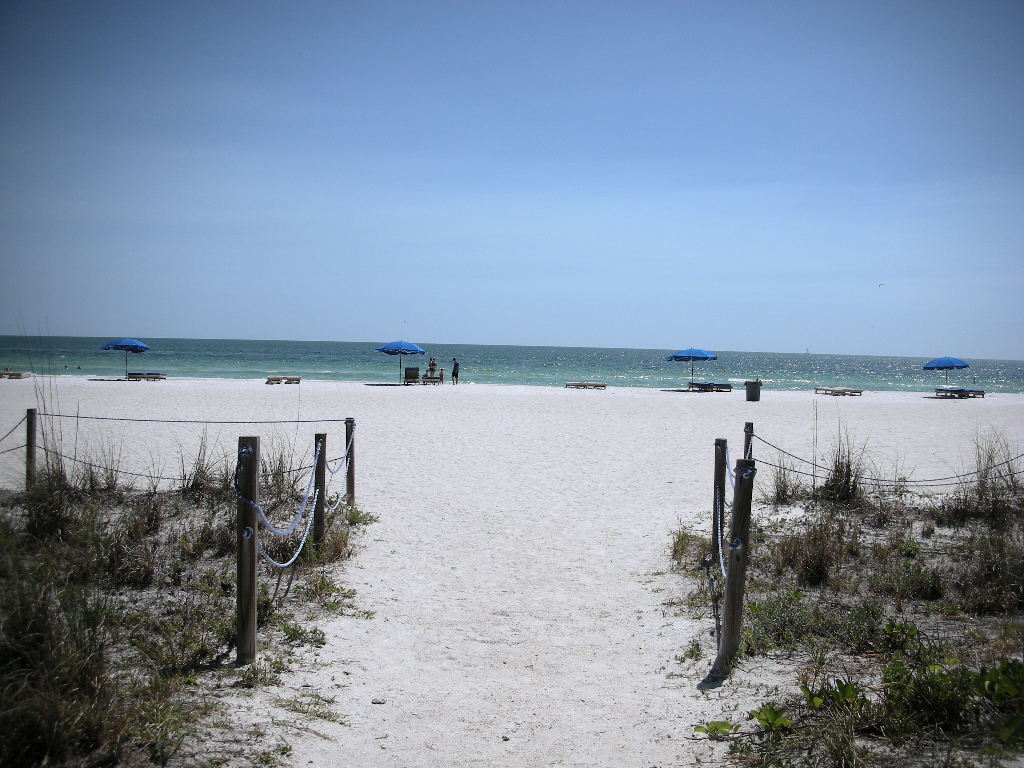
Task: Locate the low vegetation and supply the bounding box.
[674,430,1024,767]
[0,441,371,767]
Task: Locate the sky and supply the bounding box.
[1,1,1022,359]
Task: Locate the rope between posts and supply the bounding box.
[325,426,356,512]
[234,442,320,537]
[751,432,1024,486]
[35,445,183,481]
[255,488,318,569]
[326,425,356,477]
[37,412,353,425]
[0,443,27,457]
[0,415,26,444]
[753,456,1021,488]
[714,485,727,579]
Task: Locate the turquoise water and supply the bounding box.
[1,336,1022,393]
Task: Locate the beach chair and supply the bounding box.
[815,386,863,396]
[404,367,421,385]
[935,388,985,399]
[564,382,607,389]
[128,372,167,381]
[689,382,732,393]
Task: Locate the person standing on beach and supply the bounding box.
[451,357,460,384]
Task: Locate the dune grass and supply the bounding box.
[678,430,1024,767]
[0,437,370,767]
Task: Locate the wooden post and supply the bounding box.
[728,458,757,553]
[236,436,259,666]
[712,439,727,560]
[704,457,757,685]
[345,417,355,507]
[743,421,754,460]
[312,432,326,547]
[25,408,36,491]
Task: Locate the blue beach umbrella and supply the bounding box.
[665,347,718,382]
[375,340,426,382]
[100,338,151,379]
[923,356,970,385]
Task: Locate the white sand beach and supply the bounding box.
[2,377,1022,766]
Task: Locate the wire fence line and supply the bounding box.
[36,411,353,425]
[750,432,1023,489]
[27,440,353,488]
[0,415,26,444]
[2,408,354,484]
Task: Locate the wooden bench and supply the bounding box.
[935,388,985,399]
[565,382,607,389]
[815,386,863,396]
[127,372,166,381]
[688,382,732,393]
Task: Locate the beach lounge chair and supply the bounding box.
[127,372,167,381]
[266,376,284,384]
[815,387,863,396]
[688,382,732,393]
[422,375,442,384]
[0,368,30,379]
[565,382,607,389]
[934,387,985,399]
[404,367,421,385]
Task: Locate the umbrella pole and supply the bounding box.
[125,350,128,380]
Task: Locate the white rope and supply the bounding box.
[326,427,356,513]
[714,485,727,579]
[255,488,318,568]
[235,441,320,537]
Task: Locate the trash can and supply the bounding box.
[744,380,762,402]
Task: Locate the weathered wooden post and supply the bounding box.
[25,408,36,491]
[712,439,727,559]
[345,417,355,507]
[705,457,756,685]
[313,432,326,547]
[236,436,259,665]
[744,421,754,460]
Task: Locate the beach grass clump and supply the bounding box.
[0,574,129,767]
[761,455,808,507]
[763,516,861,588]
[951,529,1024,615]
[670,526,711,570]
[813,435,865,506]
[178,430,233,503]
[932,430,1023,529]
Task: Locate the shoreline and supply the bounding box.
[1,370,1019,394]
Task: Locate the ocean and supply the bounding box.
[1,336,1022,393]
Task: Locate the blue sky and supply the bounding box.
[2,0,1022,358]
